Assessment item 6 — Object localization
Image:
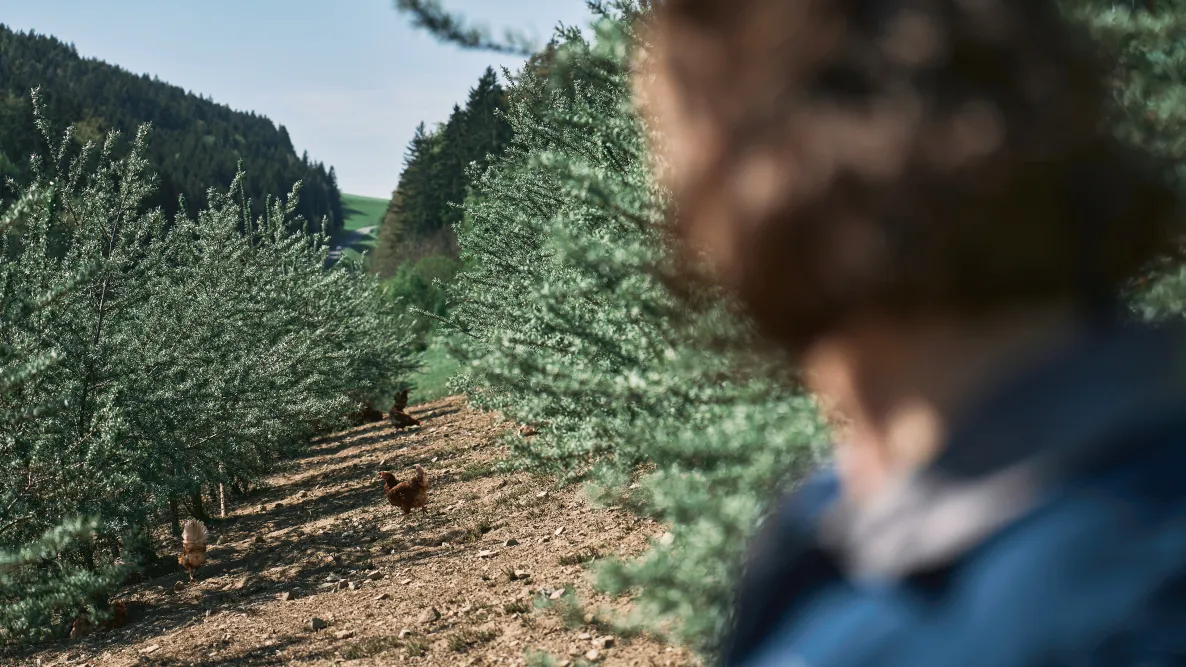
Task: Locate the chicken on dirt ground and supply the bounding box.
[390,387,409,413]
[388,388,421,428]
[70,600,127,639]
[389,410,421,429]
[379,464,429,515]
[178,519,208,581]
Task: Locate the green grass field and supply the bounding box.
[331,193,387,262]
[411,337,462,404]
[341,193,388,232]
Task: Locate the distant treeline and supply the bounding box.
[371,66,513,276]
[0,24,343,235]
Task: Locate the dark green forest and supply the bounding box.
[0,24,344,235]
[372,66,512,277]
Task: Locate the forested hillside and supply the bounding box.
[371,66,512,277]
[0,24,344,235]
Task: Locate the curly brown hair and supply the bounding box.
[639,0,1180,352]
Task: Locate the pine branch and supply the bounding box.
[393,0,538,55]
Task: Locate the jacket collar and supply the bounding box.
[818,323,1186,580]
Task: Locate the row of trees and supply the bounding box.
[436,5,824,654]
[403,0,1186,659]
[0,100,414,642]
[0,24,345,236]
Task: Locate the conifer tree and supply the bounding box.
[372,69,513,278]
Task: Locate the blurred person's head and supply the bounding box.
[638,0,1181,499]
[640,0,1176,351]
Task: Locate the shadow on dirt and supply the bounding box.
[13,397,478,666]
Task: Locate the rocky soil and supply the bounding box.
[16,396,699,667]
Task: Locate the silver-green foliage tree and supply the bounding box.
[0,92,414,641]
[0,186,123,642]
[1062,1,1186,317]
[437,5,825,653]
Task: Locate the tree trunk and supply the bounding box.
[218,465,227,518]
[169,498,181,540]
[187,490,210,523]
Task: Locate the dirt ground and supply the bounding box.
[15,396,699,667]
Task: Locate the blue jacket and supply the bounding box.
[723,324,1186,667]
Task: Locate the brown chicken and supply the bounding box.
[70,600,128,638]
[388,389,421,428]
[390,388,409,413]
[379,464,429,514]
[389,410,421,429]
[178,519,208,581]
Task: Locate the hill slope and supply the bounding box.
[0,24,343,234]
[14,397,697,667]
[341,194,389,234]
[328,194,388,266]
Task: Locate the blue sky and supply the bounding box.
[0,1,592,198]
